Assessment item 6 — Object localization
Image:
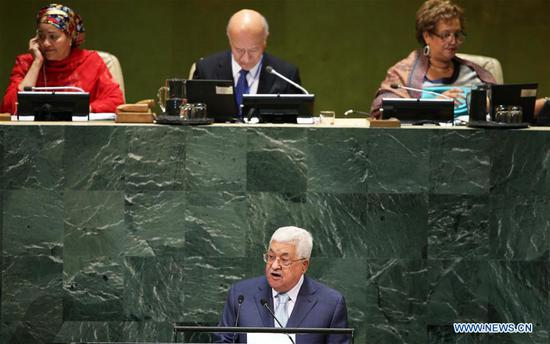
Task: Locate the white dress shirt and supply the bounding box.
[270,274,304,326]
[231,55,262,95]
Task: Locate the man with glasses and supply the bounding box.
[192,9,303,116]
[215,226,349,343]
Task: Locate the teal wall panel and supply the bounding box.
[1,1,549,116]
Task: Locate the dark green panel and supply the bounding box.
[489,195,550,261]
[1,1,548,116]
[246,127,307,192]
[489,130,550,196]
[429,129,491,195]
[64,126,127,191]
[184,190,248,257]
[186,126,247,192]
[124,190,186,257]
[2,126,65,191]
[367,194,429,259]
[487,261,549,343]
[307,127,368,194]
[428,195,490,259]
[365,259,429,343]
[125,126,187,192]
[367,128,431,194]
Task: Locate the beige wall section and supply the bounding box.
[1,0,549,116]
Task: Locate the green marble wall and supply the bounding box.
[1,124,549,344]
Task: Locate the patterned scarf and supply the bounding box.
[37,3,85,46]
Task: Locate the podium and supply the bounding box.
[172,325,355,343]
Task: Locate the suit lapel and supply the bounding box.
[286,276,318,328]
[254,278,275,327]
[257,53,276,94]
[218,50,234,80]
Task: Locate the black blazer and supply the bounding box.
[193,50,303,94]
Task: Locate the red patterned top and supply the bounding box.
[1,48,124,114]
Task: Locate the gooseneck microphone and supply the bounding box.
[265,66,310,95]
[344,109,370,116]
[22,86,86,93]
[232,295,245,343]
[260,299,296,344]
[390,83,452,99]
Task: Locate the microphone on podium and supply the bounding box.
[232,295,245,343]
[265,66,310,95]
[390,83,452,99]
[260,299,296,344]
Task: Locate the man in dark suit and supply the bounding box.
[216,226,350,343]
[192,9,303,114]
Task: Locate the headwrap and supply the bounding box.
[36,3,85,46]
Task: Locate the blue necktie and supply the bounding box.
[235,69,249,115]
[274,293,290,327]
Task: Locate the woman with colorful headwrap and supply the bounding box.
[1,3,124,114]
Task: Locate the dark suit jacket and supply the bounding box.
[193,50,303,94]
[216,275,349,344]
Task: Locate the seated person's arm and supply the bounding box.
[89,62,124,113]
[535,97,550,117]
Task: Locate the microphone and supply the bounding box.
[265,66,310,95]
[21,86,86,93]
[260,299,296,344]
[232,295,245,343]
[344,109,370,116]
[390,83,452,99]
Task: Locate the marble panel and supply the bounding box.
[63,191,125,264]
[302,193,369,258]
[366,194,428,259]
[184,191,248,257]
[428,195,490,259]
[63,190,126,321]
[1,255,62,321]
[182,257,258,323]
[124,191,186,257]
[427,325,489,343]
[366,128,431,194]
[430,129,491,195]
[186,126,247,192]
[64,126,126,191]
[123,256,185,322]
[63,257,125,321]
[3,125,64,191]
[490,130,550,196]
[487,260,549,342]
[307,127,368,194]
[365,259,428,325]
[246,192,308,258]
[53,321,126,343]
[489,195,550,261]
[2,190,63,256]
[365,320,427,343]
[425,259,489,325]
[246,127,307,192]
[125,126,187,192]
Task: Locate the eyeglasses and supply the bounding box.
[431,30,466,43]
[263,253,306,267]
